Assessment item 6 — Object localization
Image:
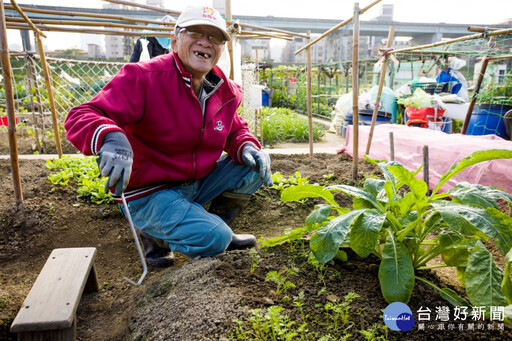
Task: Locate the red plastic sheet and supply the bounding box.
[338,124,512,194]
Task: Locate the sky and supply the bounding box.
[6,0,512,51]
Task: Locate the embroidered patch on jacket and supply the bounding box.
[214,120,224,131]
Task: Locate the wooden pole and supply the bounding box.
[461,57,489,134]
[467,26,503,33]
[102,0,309,38]
[28,54,46,153]
[423,145,430,194]
[6,17,174,32]
[225,0,234,80]
[254,109,258,139]
[390,28,512,55]
[35,33,62,157]
[6,22,171,37]
[23,55,42,153]
[0,0,23,205]
[389,132,395,161]
[295,0,382,55]
[365,26,394,155]
[259,108,264,146]
[9,0,46,38]
[477,54,512,61]
[4,4,175,26]
[306,30,313,158]
[351,3,360,181]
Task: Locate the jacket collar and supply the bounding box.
[171,52,233,101]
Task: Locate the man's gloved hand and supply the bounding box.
[97,131,133,196]
[241,144,273,187]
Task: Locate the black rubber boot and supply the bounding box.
[208,192,257,250]
[139,231,175,267]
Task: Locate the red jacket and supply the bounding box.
[65,53,260,201]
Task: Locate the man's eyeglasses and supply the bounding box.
[179,28,226,46]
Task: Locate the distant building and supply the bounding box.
[103,3,125,60]
[279,4,413,64]
[87,43,102,58]
[240,40,271,62]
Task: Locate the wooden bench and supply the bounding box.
[10,247,99,341]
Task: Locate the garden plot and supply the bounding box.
[0,153,511,340]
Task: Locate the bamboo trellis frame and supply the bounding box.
[0,0,22,204]
[1,0,315,205]
[360,27,512,154]
[462,54,512,134]
[294,0,382,55]
[351,3,360,181]
[365,26,395,156]
[306,31,313,157]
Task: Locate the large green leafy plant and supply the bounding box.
[280,149,512,311]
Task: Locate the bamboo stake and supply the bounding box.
[6,17,174,31]
[389,132,394,161]
[467,26,503,33]
[461,57,489,134]
[237,22,308,39]
[4,4,174,26]
[295,0,382,55]
[9,0,46,38]
[423,146,429,179]
[306,30,313,158]
[105,0,308,38]
[259,108,263,146]
[6,22,295,41]
[28,54,46,153]
[254,109,258,139]
[237,30,294,40]
[6,22,171,37]
[35,33,62,157]
[0,0,23,204]
[365,26,394,156]
[390,28,512,55]
[423,145,430,194]
[351,3,360,182]
[23,55,42,153]
[225,0,234,80]
[477,54,512,61]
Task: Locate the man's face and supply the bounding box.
[171,25,225,79]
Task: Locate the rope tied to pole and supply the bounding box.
[375,47,399,67]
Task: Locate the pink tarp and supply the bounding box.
[338,124,512,194]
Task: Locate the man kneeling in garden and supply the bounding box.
[64,6,272,267]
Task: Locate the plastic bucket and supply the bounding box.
[358,110,391,125]
[467,104,512,138]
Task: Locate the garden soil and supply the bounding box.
[0,138,511,340]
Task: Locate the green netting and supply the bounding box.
[392,30,512,138]
[0,53,125,152]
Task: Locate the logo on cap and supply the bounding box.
[202,7,217,20]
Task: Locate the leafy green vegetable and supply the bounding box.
[280,149,512,306]
[47,155,113,204]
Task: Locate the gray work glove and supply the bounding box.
[241,144,273,187]
[97,131,133,196]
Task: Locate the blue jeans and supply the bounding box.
[119,155,262,258]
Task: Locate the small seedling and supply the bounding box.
[265,270,296,296]
[248,248,261,273]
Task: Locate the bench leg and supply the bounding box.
[84,264,99,293]
[17,318,76,341]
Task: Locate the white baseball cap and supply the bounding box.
[176,6,230,41]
